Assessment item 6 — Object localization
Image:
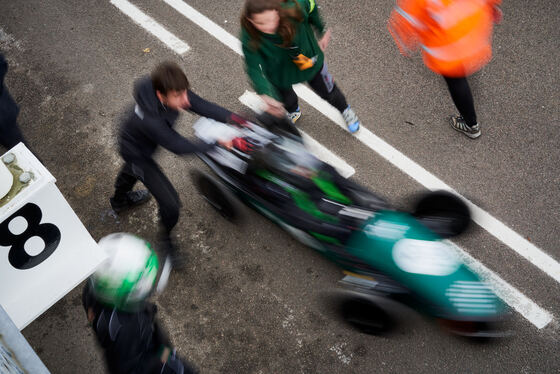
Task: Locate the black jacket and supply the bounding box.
[82,284,172,374]
[0,54,19,126]
[118,76,232,162]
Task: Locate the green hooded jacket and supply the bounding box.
[241,0,326,100]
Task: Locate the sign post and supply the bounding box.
[0,304,50,373]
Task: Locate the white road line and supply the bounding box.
[161,0,242,54]
[446,240,553,329]
[110,0,190,55]
[134,0,555,328]
[301,134,354,178]
[239,90,355,178]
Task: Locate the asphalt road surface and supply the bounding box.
[1,0,559,372]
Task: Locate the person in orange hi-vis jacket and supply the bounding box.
[388,0,502,139]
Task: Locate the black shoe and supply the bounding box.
[110,190,151,213]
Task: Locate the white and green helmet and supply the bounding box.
[90,233,159,311]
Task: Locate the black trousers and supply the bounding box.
[0,120,26,149]
[113,160,180,236]
[278,63,348,113]
[443,76,477,127]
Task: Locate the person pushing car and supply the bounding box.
[109,61,243,268]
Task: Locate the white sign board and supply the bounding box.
[0,144,107,330]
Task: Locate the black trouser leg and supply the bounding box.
[113,163,138,202]
[114,160,180,234]
[443,76,477,127]
[277,64,349,114]
[139,161,180,235]
[308,63,348,113]
[278,86,299,113]
[0,120,26,149]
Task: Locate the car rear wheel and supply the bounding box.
[413,190,471,238]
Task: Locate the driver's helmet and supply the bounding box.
[89,233,159,311]
[265,137,321,177]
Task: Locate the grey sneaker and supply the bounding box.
[342,106,361,133]
[450,116,481,139]
[288,107,301,124]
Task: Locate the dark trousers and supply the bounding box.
[0,120,26,149]
[278,63,348,113]
[113,160,180,236]
[443,76,477,127]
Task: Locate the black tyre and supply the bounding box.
[413,190,471,238]
[438,319,510,340]
[191,170,240,221]
[340,297,394,335]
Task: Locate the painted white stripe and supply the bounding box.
[110,0,190,54]
[301,134,355,178]
[448,284,493,290]
[445,290,495,299]
[457,308,496,314]
[154,0,554,328]
[454,303,496,309]
[455,280,489,284]
[238,90,355,178]
[446,289,494,295]
[446,239,553,329]
[161,0,242,55]
[449,298,496,304]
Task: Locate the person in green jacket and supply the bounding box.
[241,0,361,133]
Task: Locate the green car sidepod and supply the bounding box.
[345,210,507,321]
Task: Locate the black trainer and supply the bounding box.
[110,190,151,213]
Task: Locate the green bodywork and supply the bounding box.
[247,181,504,319]
[255,169,340,224]
[311,172,352,205]
[345,211,504,318]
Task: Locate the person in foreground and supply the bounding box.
[82,232,198,374]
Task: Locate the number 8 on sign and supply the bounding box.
[0,203,61,270]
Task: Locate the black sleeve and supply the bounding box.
[106,310,155,374]
[187,90,232,123]
[144,118,215,155]
[152,320,172,348]
[0,54,7,89]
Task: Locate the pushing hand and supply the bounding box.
[260,95,286,118]
[217,139,233,150]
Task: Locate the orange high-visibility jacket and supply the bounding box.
[388,0,500,77]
